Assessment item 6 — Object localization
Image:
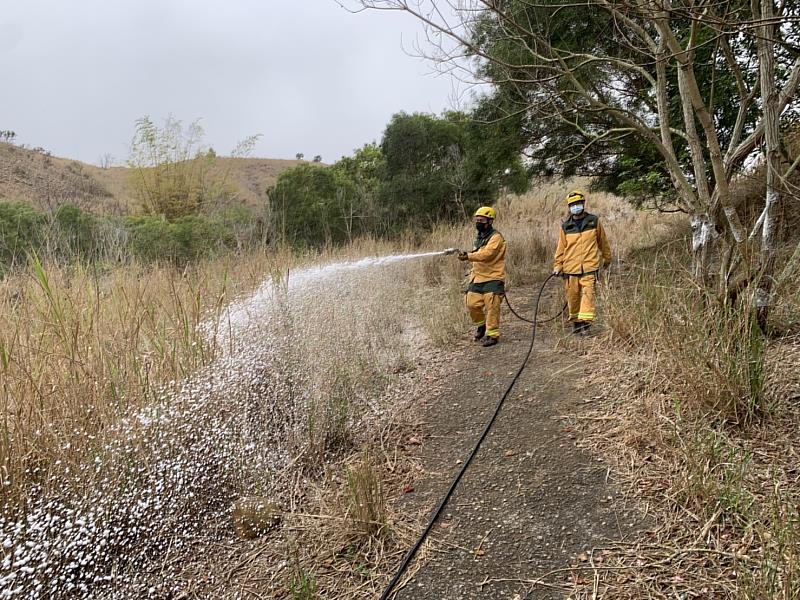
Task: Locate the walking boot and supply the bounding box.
[579,322,592,336]
[572,321,583,334]
[482,336,498,347]
[474,324,486,341]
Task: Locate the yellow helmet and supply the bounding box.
[474,206,497,220]
[565,190,586,204]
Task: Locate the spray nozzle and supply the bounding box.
[442,248,460,256]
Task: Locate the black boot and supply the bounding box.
[482,336,498,347]
[474,324,486,341]
[579,322,592,336]
[572,321,583,334]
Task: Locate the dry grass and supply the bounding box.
[426,177,673,289]
[0,251,290,504]
[0,179,689,598]
[0,141,302,214]
[0,233,468,597]
[565,228,800,597]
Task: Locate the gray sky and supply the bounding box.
[0,0,462,165]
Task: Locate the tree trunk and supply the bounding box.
[691,213,716,285]
[755,0,781,329]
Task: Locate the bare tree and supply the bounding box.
[346,0,800,318]
[98,153,115,169]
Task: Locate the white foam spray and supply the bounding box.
[206,250,452,350]
[1,249,453,599]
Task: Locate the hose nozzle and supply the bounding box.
[442,247,460,256]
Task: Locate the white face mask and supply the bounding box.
[569,203,585,215]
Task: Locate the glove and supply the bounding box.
[457,251,469,261]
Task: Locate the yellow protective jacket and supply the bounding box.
[553,213,612,275]
[468,229,506,288]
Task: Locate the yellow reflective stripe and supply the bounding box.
[577,312,595,320]
[473,320,486,326]
[486,328,500,337]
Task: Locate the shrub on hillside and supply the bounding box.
[54,203,99,260]
[126,215,235,265]
[172,215,234,261]
[0,201,45,272]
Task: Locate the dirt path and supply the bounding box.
[392,283,646,599]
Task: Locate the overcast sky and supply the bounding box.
[0,0,465,165]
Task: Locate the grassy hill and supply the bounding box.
[0,142,304,214]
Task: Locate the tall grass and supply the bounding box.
[585,217,800,596]
[0,253,277,505]
[346,450,387,538]
[0,182,674,597]
[0,233,472,596]
[603,236,769,424]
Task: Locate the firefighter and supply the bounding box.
[552,190,612,335]
[458,206,506,347]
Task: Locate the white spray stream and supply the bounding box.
[206,250,453,350]
[0,250,453,599]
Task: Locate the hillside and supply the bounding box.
[0,142,303,214]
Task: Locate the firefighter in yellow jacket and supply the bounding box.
[458,206,506,347]
[553,191,612,335]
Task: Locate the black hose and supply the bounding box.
[504,292,567,325]
[379,273,559,600]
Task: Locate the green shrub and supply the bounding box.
[0,201,45,272]
[172,215,233,261]
[126,216,183,263]
[54,203,98,260]
[126,214,235,265]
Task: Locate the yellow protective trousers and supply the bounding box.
[466,292,502,338]
[565,274,596,322]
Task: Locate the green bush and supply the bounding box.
[126,215,233,265]
[0,201,45,272]
[126,216,181,263]
[54,203,98,260]
[268,164,357,246]
[172,215,233,261]
[0,201,263,275]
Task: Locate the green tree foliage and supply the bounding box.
[380,111,527,226]
[332,143,387,236]
[360,0,797,211]
[379,112,466,224]
[268,111,530,246]
[468,0,689,203]
[268,164,358,246]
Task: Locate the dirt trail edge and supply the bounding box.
[392,283,646,599]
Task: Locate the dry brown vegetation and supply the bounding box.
[0,231,473,597]
[565,224,800,596]
[3,172,798,598]
[0,142,302,214]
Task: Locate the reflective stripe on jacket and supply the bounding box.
[553,213,612,275]
[468,229,506,284]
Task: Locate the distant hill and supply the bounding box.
[0,142,305,214]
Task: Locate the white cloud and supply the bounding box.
[0,0,460,164]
